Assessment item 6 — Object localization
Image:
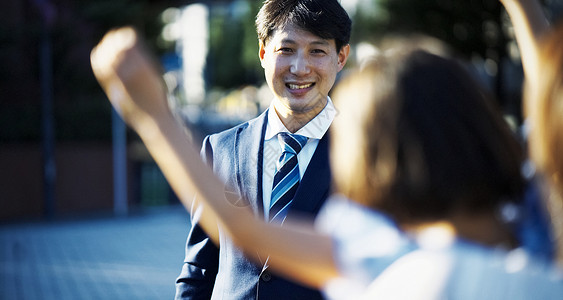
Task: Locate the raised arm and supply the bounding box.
[500,0,549,89]
[90,27,223,243]
[90,27,337,288]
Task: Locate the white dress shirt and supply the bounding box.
[262,97,336,220]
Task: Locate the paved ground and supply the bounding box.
[0,205,191,300]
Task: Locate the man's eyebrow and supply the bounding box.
[280,39,297,45]
[280,39,331,46]
[311,40,331,46]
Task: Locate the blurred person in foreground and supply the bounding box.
[90,24,563,298]
[338,43,563,299]
[501,0,563,265]
[174,0,351,299]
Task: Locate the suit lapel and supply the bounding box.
[234,110,268,218]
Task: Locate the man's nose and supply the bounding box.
[290,52,311,75]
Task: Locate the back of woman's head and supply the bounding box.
[331,45,524,224]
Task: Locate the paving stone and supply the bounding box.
[0,205,191,300]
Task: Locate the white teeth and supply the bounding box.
[288,83,313,90]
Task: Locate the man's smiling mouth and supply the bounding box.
[287,83,314,90]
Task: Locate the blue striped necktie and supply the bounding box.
[269,133,308,223]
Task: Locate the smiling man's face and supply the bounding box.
[259,23,349,125]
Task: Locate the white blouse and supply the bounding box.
[315,195,563,299]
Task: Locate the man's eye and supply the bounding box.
[312,49,326,54]
[278,48,293,53]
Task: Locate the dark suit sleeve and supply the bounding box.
[175,136,219,300]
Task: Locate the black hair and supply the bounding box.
[255,0,351,51]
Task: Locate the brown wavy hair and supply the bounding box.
[526,20,563,192]
[525,20,563,264]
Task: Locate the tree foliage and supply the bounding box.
[0,0,180,142]
[206,0,263,90]
[353,0,505,60]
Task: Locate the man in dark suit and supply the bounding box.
[175,1,351,299]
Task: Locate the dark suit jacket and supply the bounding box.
[175,109,331,299]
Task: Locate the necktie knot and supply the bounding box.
[278,132,308,155]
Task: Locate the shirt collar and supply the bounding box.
[265,97,336,141]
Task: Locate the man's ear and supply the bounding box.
[259,41,266,68]
[337,44,351,71]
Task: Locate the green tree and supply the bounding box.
[0,0,179,142]
[351,0,516,114]
[353,0,505,59]
[207,0,263,90]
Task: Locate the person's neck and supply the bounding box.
[403,212,517,249]
[448,209,517,248]
[273,99,327,133]
[402,209,517,249]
